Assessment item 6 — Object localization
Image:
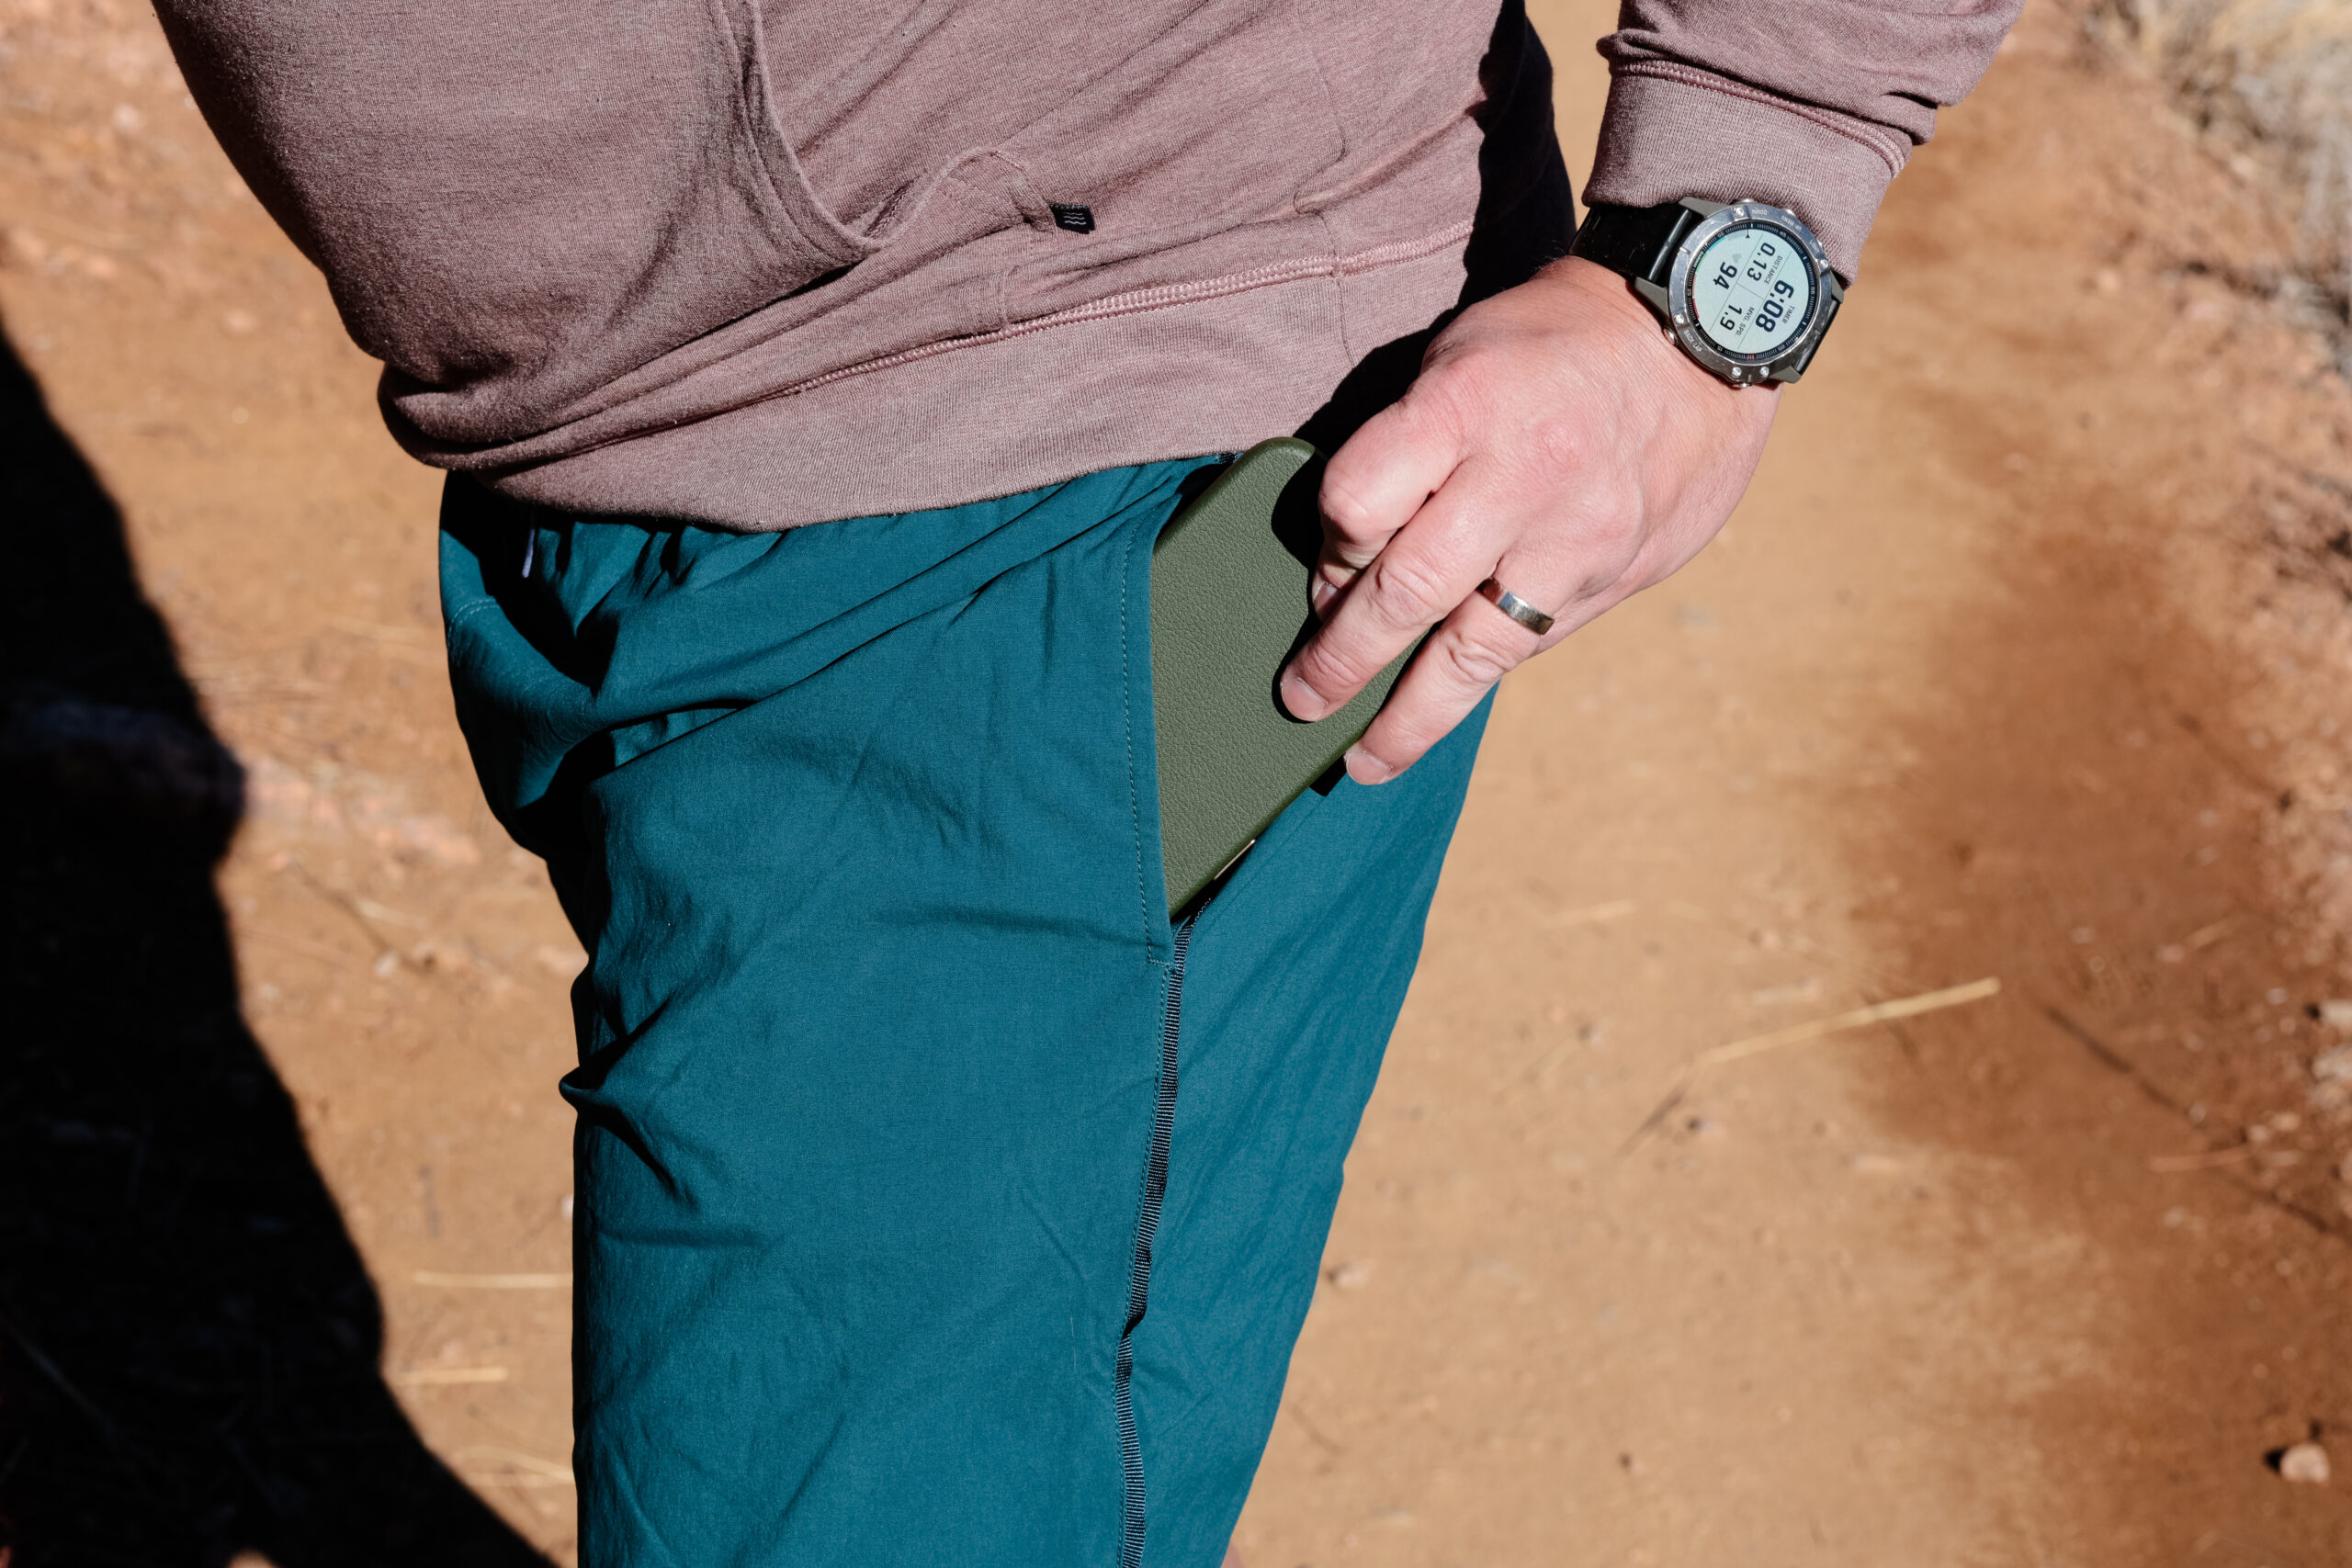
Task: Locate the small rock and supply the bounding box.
[2313,1045,2352,1083]
[409,938,472,974]
[2320,1000,2352,1032]
[2278,1441,2330,1484]
[1327,1261,1372,1291]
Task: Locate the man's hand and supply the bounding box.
[1277,255,1780,783]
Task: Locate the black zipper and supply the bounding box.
[1114,911,1193,1568]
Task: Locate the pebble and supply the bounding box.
[2278,1441,2330,1484]
[2320,999,2352,1032]
[1328,1261,1373,1291]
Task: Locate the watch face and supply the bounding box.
[1688,222,1814,360]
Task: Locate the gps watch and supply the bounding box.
[1567,197,1843,387]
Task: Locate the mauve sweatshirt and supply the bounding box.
[154,0,2022,531]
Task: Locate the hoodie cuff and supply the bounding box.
[1582,63,1913,282]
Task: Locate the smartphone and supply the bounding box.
[1151,437,1419,916]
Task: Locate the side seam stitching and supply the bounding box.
[1114,913,1193,1568]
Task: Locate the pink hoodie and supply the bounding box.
[155,0,2021,530]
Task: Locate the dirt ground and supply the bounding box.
[5,0,2352,1562]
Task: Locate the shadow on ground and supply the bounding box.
[0,322,547,1566]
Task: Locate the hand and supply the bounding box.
[1276,255,1781,782]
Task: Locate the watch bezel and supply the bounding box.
[1664,202,1836,387]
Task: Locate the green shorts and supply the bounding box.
[440,459,1489,1567]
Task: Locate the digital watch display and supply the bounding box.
[1687,224,1813,359]
[1568,197,1844,388]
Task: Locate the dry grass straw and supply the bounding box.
[386,1364,511,1387]
[1618,978,2003,1155]
[1694,977,2004,1068]
[2101,0,2352,339]
[411,1269,572,1289]
[2148,1143,2254,1169]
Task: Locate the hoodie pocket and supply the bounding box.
[998,0,1349,322]
[722,0,891,282]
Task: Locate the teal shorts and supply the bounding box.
[439,460,1489,1566]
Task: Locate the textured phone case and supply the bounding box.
[1151,438,1417,915]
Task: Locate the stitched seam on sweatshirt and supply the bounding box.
[1614,61,1910,178]
[1315,211,1354,365]
[771,220,1476,403]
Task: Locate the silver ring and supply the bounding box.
[1477,578,1555,637]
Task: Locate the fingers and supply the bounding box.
[1292,474,1653,780]
[1338,581,1544,784]
[1316,379,1469,583]
[1341,536,1648,784]
[1278,258,1783,784]
[1278,454,1510,723]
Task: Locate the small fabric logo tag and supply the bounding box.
[1049,203,1095,233]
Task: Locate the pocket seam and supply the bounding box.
[719,0,880,271]
[1280,0,1352,212]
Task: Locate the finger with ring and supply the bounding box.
[1476,578,1555,637]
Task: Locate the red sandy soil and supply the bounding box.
[4,0,2352,1562]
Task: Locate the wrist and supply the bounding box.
[1532,255,1739,395]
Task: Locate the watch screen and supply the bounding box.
[1689,224,1813,358]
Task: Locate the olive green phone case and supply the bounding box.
[1151,437,1418,916]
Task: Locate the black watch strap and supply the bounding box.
[1568,200,1710,291]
